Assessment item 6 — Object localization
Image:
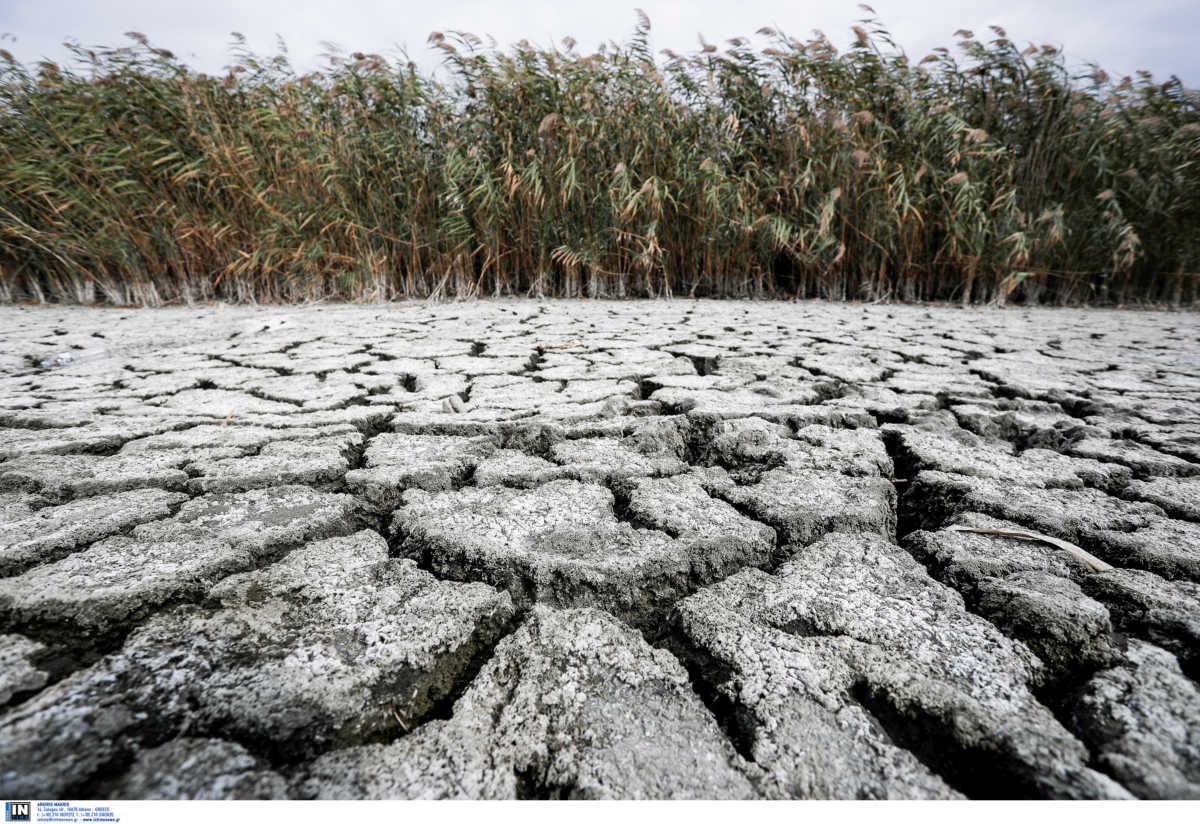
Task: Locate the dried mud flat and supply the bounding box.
[0,299,1197,800]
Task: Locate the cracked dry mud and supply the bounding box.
[0,300,1197,800]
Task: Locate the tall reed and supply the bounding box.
[1,10,1196,305]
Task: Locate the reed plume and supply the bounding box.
[0,13,1195,305]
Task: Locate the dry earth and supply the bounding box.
[0,299,1197,800]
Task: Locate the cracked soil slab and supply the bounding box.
[0,300,1197,800]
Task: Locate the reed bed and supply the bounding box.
[1,10,1197,305]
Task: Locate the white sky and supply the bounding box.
[2,1,1196,85]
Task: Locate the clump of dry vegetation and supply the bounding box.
[0,9,1196,305]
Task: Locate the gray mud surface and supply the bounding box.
[0,300,1197,799]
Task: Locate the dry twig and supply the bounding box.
[945,524,1113,573]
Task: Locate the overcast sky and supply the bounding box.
[2,1,1196,85]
